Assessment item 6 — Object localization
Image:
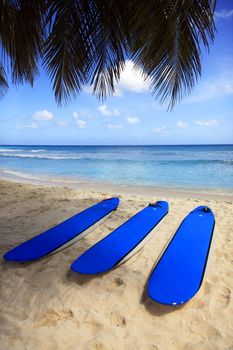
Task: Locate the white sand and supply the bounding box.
[0,180,232,350]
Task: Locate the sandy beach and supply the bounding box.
[0,179,232,350]
[1,0,232,348]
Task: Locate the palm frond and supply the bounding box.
[0,0,216,108]
[0,63,8,98]
[0,0,45,85]
[128,0,215,109]
[89,1,128,99]
[43,0,93,104]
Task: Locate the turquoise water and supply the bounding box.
[0,145,232,191]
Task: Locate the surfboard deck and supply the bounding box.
[3,197,119,262]
[71,201,168,274]
[147,206,215,305]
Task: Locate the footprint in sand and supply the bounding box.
[142,345,158,350]
[93,344,103,350]
[36,265,47,273]
[35,309,75,327]
[218,286,231,307]
[84,319,103,332]
[93,342,106,350]
[113,277,125,287]
[226,346,233,350]
[111,312,127,327]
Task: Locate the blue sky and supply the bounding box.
[1,2,233,145]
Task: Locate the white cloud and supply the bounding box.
[152,126,167,133]
[215,9,233,19]
[73,110,94,120]
[177,121,187,128]
[73,112,79,120]
[33,110,54,120]
[17,122,38,129]
[107,124,123,129]
[116,60,149,95]
[76,120,87,128]
[184,73,233,104]
[98,105,120,116]
[85,60,149,97]
[195,119,220,126]
[127,116,140,124]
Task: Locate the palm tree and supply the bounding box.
[0,0,216,109]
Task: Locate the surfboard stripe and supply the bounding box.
[147,206,215,305]
[71,201,168,274]
[3,197,119,262]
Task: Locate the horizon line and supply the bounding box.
[1,143,233,147]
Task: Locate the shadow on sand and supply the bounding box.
[140,287,185,316]
[139,268,185,316]
[66,264,116,286]
[2,238,185,317]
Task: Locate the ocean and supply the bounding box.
[0,145,232,192]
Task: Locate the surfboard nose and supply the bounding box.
[192,206,214,216]
[102,197,120,208]
[152,201,169,213]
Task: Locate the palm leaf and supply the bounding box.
[0,0,45,85]
[0,63,8,97]
[0,0,216,107]
[43,0,94,104]
[128,0,215,109]
[88,1,128,99]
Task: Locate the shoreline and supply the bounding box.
[0,169,233,201]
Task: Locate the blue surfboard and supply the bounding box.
[148,206,215,305]
[4,198,119,262]
[71,201,168,274]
